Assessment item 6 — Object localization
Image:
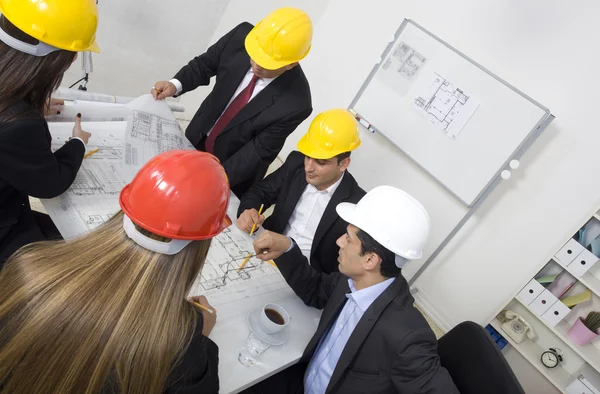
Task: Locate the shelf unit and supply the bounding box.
[490,205,600,393]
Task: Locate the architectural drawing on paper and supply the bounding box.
[382,42,426,80]
[413,72,480,140]
[125,110,191,167]
[43,123,129,239]
[377,41,426,96]
[189,227,287,308]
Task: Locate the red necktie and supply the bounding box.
[205,74,260,153]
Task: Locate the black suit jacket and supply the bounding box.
[0,101,84,264]
[238,151,365,273]
[174,23,313,197]
[275,246,459,394]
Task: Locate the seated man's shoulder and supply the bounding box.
[343,170,367,201]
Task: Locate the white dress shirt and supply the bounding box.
[304,277,395,394]
[170,68,276,136]
[283,174,344,261]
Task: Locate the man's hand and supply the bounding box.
[45,98,64,116]
[72,114,91,144]
[237,208,265,233]
[151,81,177,100]
[190,295,217,337]
[253,230,292,261]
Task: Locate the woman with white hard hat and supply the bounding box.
[0,0,99,266]
[0,150,230,393]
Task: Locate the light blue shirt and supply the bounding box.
[304,277,395,394]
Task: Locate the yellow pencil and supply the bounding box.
[84,148,99,158]
[249,204,264,236]
[237,252,253,273]
[193,301,214,314]
[266,260,277,268]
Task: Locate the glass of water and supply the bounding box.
[238,331,271,367]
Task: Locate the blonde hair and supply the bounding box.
[0,211,212,394]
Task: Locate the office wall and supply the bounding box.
[61,0,230,98]
[293,0,600,331]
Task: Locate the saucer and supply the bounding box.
[247,307,290,346]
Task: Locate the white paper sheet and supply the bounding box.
[188,224,288,309]
[412,72,480,140]
[42,122,128,239]
[123,95,194,182]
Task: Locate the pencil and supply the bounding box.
[237,252,253,273]
[193,301,214,314]
[83,148,99,158]
[249,204,264,236]
[266,260,277,268]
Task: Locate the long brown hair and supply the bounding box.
[0,211,212,394]
[0,15,76,122]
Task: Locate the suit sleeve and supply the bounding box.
[222,107,312,188]
[275,244,345,309]
[236,153,298,217]
[0,119,84,198]
[173,24,244,95]
[391,329,459,393]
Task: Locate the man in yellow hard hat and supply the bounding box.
[237,109,365,274]
[152,8,313,197]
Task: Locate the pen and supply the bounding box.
[193,301,214,314]
[84,148,99,158]
[249,204,264,236]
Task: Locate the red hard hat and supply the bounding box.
[119,150,231,240]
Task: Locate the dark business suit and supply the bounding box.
[245,246,459,394]
[173,23,313,197]
[238,151,365,273]
[0,101,84,265]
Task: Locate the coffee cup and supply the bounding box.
[258,303,289,335]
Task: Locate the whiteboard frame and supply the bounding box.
[349,19,552,208]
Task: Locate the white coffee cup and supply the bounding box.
[258,303,290,335]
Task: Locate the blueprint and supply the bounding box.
[188,225,287,309]
[43,122,128,239]
[123,95,194,181]
[377,41,426,96]
[412,72,480,140]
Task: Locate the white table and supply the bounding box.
[216,195,322,393]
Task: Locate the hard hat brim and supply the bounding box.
[297,136,362,160]
[244,27,309,70]
[85,41,100,54]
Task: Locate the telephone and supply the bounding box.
[500,310,537,344]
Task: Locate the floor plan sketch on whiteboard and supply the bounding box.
[413,72,480,140]
[377,41,426,96]
[189,226,288,309]
[42,123,129,239]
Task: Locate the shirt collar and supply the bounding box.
[346,277,395,313]
[306,173,345,196]
[248,68,277,84]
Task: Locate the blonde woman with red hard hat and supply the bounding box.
[0,150,230,394]
[0,0,99,266]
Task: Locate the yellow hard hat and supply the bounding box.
[244,8,312,70]
[297,109,362,160]
[0,0,100,54]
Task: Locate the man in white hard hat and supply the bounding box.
[246,186,458,394]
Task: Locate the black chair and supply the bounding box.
[438,321,525,394]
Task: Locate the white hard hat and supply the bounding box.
[336,186,431,268]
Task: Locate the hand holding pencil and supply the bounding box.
[236,204,265,234]
[190,295,217,336]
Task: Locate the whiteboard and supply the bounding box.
[350,20,551,206]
